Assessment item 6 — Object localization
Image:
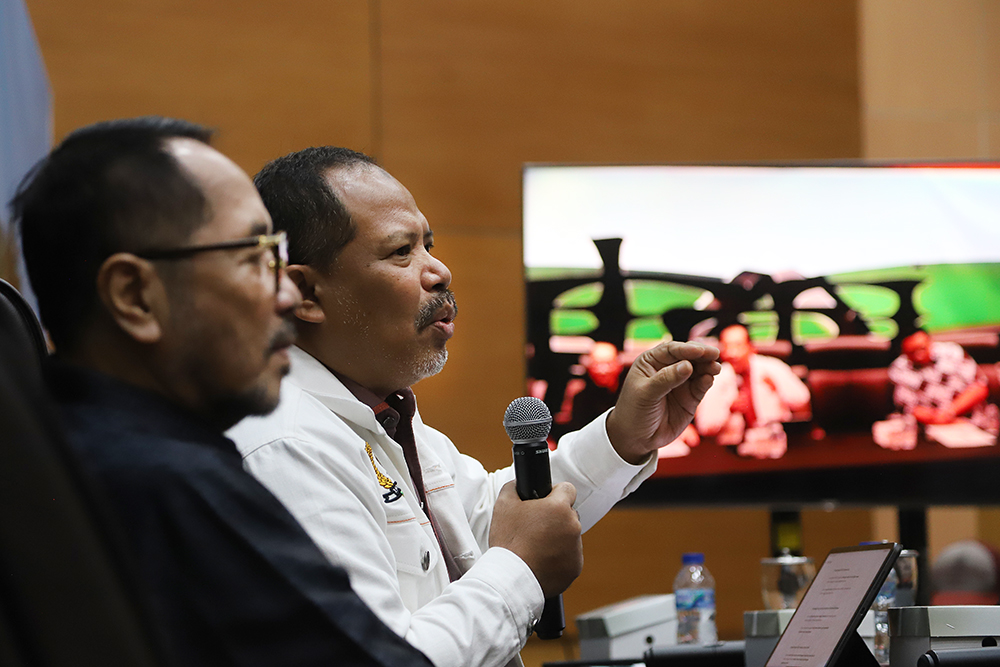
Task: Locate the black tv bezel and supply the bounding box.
[623,458,1000,508]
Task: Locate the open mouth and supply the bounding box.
[417,291,458,331]
[427,304,456,339]
[433,303,456,326]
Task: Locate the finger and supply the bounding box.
[641,341,719,372]
[693,360,723,376]
[497,480,518,501]
[550,481,578,506]
[687,371,717,402]
[667,340,720,361]
[645,359,694,396]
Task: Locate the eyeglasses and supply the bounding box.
[136,231,288,293]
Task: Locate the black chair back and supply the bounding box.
[0,279,47,360]
[0,285,170,666]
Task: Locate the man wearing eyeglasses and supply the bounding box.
[228,147,720,667]
[13,117,433,667]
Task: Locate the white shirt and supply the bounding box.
[228,346,656,667]
[695,354,810,433]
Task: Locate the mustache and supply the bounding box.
[416,289,458,330]
[269,318,298,352]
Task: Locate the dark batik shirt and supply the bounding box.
[45,362,432,667]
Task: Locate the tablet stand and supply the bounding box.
[832,631,879,667]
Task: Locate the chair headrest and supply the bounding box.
[0,279,47,361]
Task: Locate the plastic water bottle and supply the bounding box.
[674,552,717,645]
[872,565,897,665]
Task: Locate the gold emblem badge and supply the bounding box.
[365,442,403,503]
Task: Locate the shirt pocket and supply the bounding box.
[383,496,437,578]
[422,464,480,575]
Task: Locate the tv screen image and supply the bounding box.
[522,164,1000,505]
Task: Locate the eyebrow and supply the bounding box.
[248,221,270,237]
[383,229,434,246]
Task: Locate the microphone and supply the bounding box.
[502,397,564,640]
[918,647,1000,666]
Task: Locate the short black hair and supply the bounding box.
[253,146,377,270]
[11,116,214,352]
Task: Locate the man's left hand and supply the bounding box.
[606,341,721,465]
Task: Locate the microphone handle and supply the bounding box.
[512,441,564,640]
[512,441,552,499]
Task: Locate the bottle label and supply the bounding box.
[698,609,718,644]
[674,588,715,610]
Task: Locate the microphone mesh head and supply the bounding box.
[503,397,552,443]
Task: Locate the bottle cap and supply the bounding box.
[761,555,812,565]
[682,552,704,565]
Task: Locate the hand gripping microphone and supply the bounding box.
[502,396,564,640]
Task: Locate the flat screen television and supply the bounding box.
[522,162,1000,506]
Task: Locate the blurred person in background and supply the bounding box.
[552,341,630,441]
[696,324,810,459]
[930,539,1000,605]
[874,330,998,450]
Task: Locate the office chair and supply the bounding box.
[0,279,47,361]
[0,282,171,666]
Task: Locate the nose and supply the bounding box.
[423,252,452,292]
[275,270,302,315]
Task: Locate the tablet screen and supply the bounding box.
[765,543,901,667]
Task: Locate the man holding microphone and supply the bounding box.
[229,146,720,667]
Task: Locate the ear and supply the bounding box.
[95,253,167,344]
[286,264,326,324]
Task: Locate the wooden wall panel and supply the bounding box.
[860,0,1000,159]
[801,507,874,560]
[379,0,860,233]
[978,508,1000,555]
[566,507,771,644]
[25,0,373,174]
